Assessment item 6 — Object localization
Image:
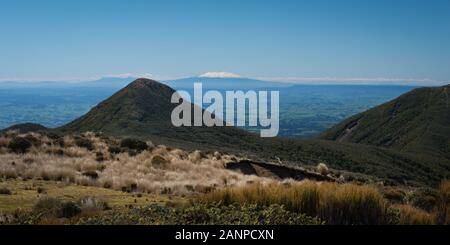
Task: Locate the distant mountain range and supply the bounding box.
[0,76,291,90]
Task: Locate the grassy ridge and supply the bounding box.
[320,85,450,160]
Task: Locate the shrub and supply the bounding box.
[82,171,99,179]
[61,202,82,218]
[75,138,94,151]
[8,137,32,153]
[33,197,64,218]
[435,180,450,225]
[409,188,437,212]
[316,163,329,175]
[120,138,148,152]
[108,145,122,154]
[0,187,12,195]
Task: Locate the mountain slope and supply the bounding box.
[320,84,450,160]
[1,123,47,134]
[59,78,254,150]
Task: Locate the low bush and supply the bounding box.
[33,197,64,218]
[120,138,148,152]
[61,201,82,218]
[8,137,32,153]
[32,197,103,220]
[0,187,12,195]
[409,188,437,212]
[108,145,122,154]
[75,138,94,151]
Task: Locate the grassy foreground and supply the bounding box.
[199,181,450,225]
[0,180,182,211]
[1,179,449,225]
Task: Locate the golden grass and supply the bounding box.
[435,180,450,225]
[0,179,185,212]
[393,204,435,225]
[201,181,388,225]
[0,132,268,195]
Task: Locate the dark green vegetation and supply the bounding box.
[0,123,47,134]
[56,79,449,187]
[1,202,321,225]
[120,138,149,152]
[7,137,32,153]
[321,85,450,160]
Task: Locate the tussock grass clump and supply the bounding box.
[435,180,450,225]
[33,197,64,217]
[383,187,406,204]
[316,163,329,176]
[0,136,11,148]
[201,181,388,225]
[392,205,434,225]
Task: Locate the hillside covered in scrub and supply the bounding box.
[320,84,450,160]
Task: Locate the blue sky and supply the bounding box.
[1,0,450,85]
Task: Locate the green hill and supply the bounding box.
[1,123,47,134]
[320,84,450,161]
[59,79,450,186]
[59,78,255,150]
